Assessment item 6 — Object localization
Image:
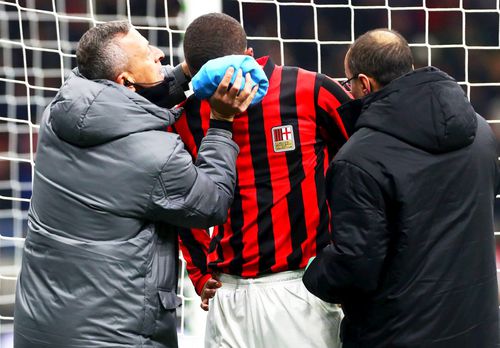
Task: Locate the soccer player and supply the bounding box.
[174,13,352,348]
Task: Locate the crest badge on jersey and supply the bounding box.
[272,125,295,152]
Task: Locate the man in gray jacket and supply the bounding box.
[13,21,257,348]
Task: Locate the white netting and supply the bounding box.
[0,0,499,347]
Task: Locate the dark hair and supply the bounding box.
[183,13,247,74]
[347,28,413,87]
[76,21,131,80]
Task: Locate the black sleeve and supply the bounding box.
[159,64,190,108]
[303,160,390,303]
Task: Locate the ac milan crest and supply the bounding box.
[271,125,295,152]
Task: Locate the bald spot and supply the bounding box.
[368,29,402,45]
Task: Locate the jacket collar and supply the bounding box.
[337,67,443,136]
[256,56,276,80]
[337,66,477,153]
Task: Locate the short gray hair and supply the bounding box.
[347,28,413,87]
[76,21,131,80]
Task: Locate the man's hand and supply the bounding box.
[200,277,222,311]
[209,67,258,122]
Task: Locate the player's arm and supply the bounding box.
[303,160,390,303]
[315,75,353,152]
[178,228,213,295]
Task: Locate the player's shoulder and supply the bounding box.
[282,64,320,78]
[316,73,352,103]
[281,65,341,87]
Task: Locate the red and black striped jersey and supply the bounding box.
[175,56,352,294]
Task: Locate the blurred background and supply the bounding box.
[1,0,499,347]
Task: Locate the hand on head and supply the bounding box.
[209,67,258,122]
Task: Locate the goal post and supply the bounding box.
[0,0,499,347]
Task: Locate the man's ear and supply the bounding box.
[116,72,136,91]
[244,47,254,57]
[357,74,370,96]
[359,73,382,95]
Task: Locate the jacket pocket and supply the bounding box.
[141,227,179,337]
[141,289,181,338]
[151,289,182,345]
[158,289,182,310]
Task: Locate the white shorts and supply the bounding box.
[205,269,342,348]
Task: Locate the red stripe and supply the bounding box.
[318,86,349,140]
[324,147,330,176]
[256,66,293,273]
[295,69,321,266]
[200,100,211,135]
[233,110,261,275]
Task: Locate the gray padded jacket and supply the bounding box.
[13,67,238,348]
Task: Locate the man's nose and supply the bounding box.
[152,46,165,63]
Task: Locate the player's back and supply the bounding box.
[175,56,351,279]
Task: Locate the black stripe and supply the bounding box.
[248,103,276,274]
[228,182,244,275]
[184,96,205,148]
[209,224,225,267]
[314,75,331,254]
[209,118,233,132]
[280,67,307,270]
[178,227,208,274]
[263,57,275,79]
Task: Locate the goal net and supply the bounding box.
[0,0,499,347]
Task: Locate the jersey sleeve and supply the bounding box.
[159,64,190,108]
[315,75,353,153]
[178,228,212,295]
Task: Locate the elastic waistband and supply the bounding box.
[217,269,305,287]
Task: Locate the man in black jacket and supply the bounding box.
[303,28,499,347]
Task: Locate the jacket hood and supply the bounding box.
[339,67,477,153]
[49,68,182,147]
